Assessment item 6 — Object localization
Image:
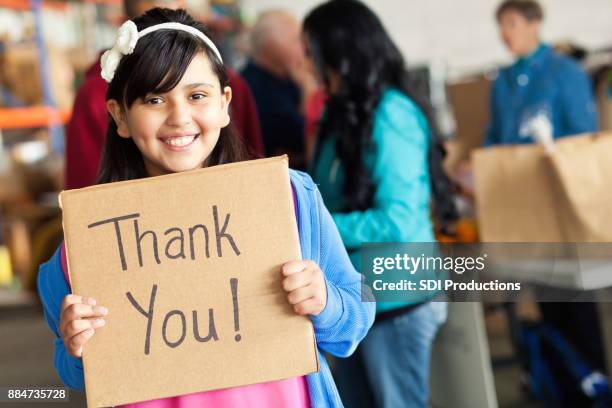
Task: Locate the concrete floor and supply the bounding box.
[0,303,542,408]
[488,330,542,408]
[0,305,87,408]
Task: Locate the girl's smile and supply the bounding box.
[160,133,200,150]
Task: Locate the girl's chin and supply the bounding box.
[162,153,213,173]
[146,160,207,176]
[166,162,206,173]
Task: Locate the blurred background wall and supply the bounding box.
[239,0,612,77]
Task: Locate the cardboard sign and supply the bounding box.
[472,132,612,242]
[60,157,319,408]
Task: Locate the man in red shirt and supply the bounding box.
[65,0,263,189]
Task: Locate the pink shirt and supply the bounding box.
[60,246,311,408]
[118,379,310,408]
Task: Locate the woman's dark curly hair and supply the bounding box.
[303,0,458,228]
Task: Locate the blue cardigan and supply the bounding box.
[37,169,375,407]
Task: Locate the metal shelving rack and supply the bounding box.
[0,0,120,294]
[0,0,120,149]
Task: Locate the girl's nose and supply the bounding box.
[165,102,193,127]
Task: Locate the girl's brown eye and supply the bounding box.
[146,97,163,105]
[191,93,206,100]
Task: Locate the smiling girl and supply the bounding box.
[37,8,374,407]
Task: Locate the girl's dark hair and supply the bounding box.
[303,0,458,229]
[97,8,248,184]
[496,0,543,22]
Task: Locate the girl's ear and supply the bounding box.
[106,99,130,138]
[220,86,232,128]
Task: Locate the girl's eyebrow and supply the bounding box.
[184,82,215,89]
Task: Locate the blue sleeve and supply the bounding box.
[484,77,502,147]
[559,62,598,136]
[310,189,375,357]
[37,247,85,391]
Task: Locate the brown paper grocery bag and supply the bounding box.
[472,143,565,242]
[547,132,612,242]
[473,132,612,243]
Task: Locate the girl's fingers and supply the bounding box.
[292,297,326,316]
[62,303,108,324]
[67,328,95,358]
[281,260,308,277]
[59,294,107,357]
[61,295,96,310]
[282,268,312,292]
[64,318,106,338]
[60,299,108,336]
[283,261,327,315]
[287,285,316,305]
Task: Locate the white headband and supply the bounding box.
[101,20,223,83]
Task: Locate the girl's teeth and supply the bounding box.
[164,135,195,147]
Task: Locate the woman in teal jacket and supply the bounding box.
[303,1,458,407]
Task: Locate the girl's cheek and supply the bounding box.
[129,111,162,137]
[198,106,226,128]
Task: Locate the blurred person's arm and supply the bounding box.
[452,160,475,197]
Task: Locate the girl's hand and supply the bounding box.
[281,260,327,316]
[59,295,108,358]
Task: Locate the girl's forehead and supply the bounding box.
[177,53,219,85]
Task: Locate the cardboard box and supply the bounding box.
[60,156,319,408]
[472,132,612,242]
[445,75,492,176]
[3,203,62,291]
[11,139,64,198]
[1,43,74,109]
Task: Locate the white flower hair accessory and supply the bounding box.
[101,20,138,82]
[100,20,223,83]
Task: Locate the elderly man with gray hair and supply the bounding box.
[241,10,316,170]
